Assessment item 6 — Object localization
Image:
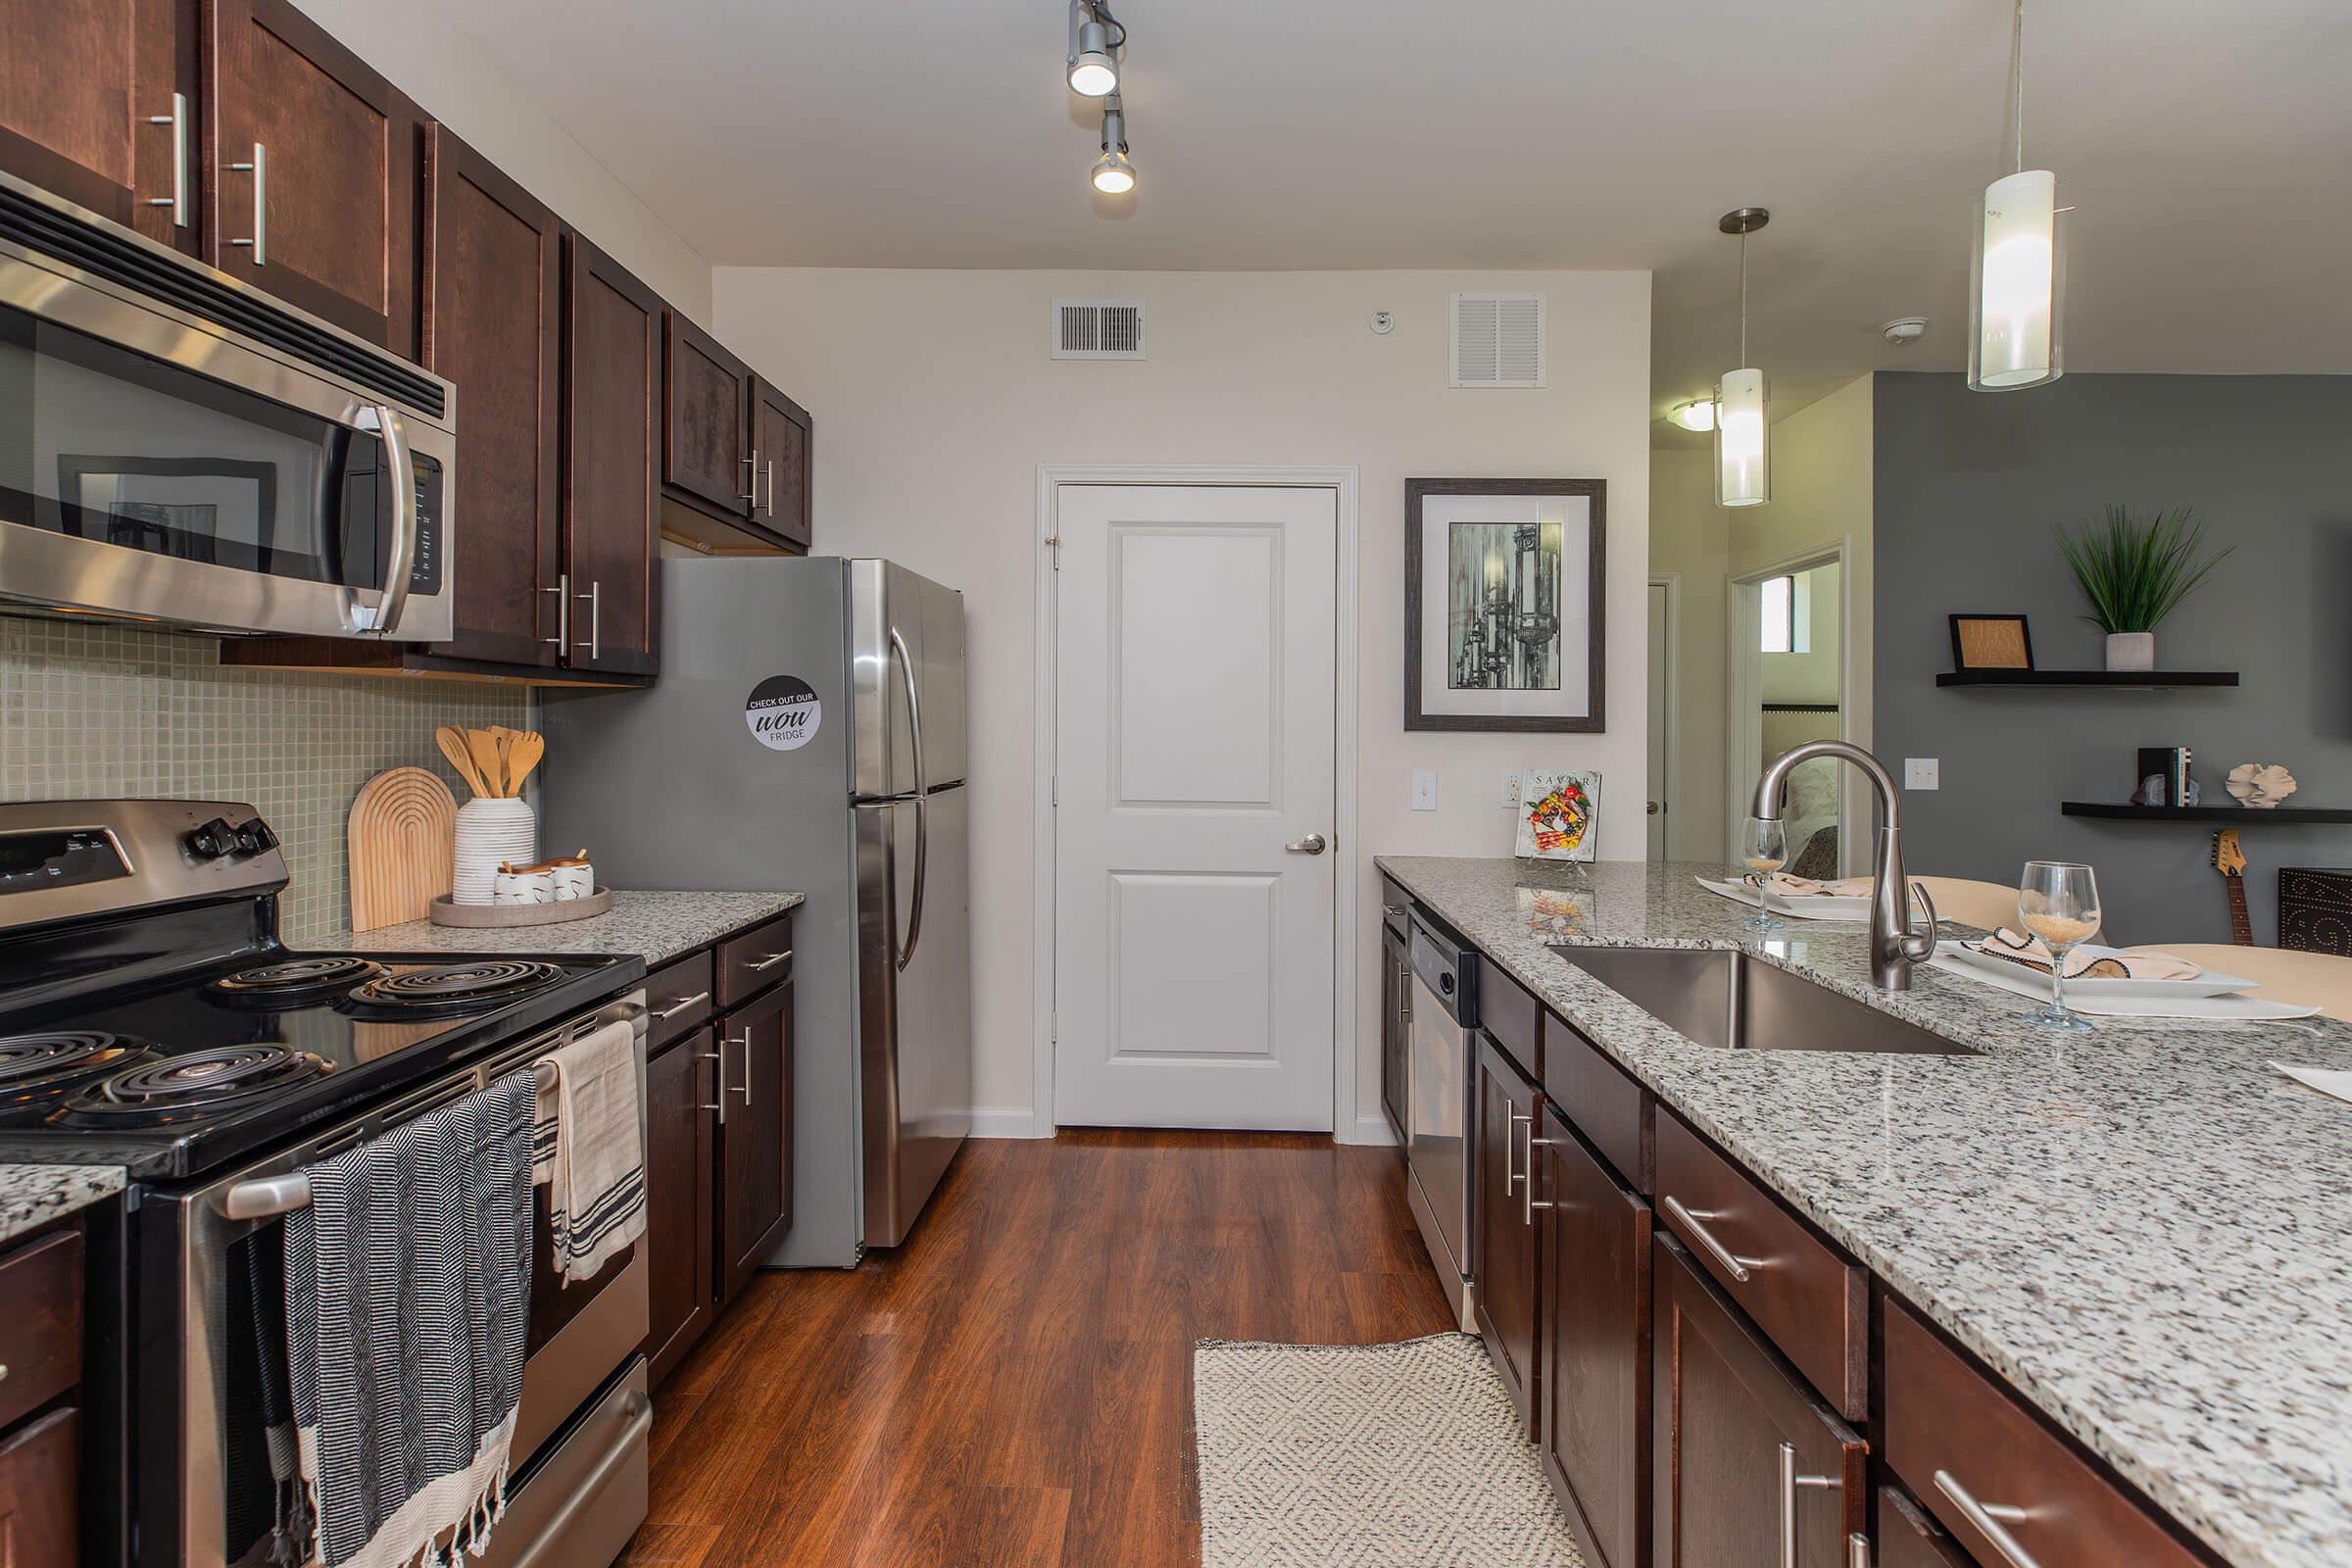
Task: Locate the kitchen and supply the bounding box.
[1,3,2348,1568]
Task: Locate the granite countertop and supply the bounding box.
[1377,855,2352,1568]
[321,890,805,969]
[0,1163,124,1247]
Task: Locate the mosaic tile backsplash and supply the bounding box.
[0,618,529,942]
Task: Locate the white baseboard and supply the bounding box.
[1340,1113,1399,1148]
[969,1106,1050,1139]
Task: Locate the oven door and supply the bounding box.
[140,994,646,1568]
[0,174,454,641]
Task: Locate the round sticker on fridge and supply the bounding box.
[745,676,821,751]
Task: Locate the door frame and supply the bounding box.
[1031,465,1363,1142]
[1725,539,1855,872]
[1647,573,1680,860]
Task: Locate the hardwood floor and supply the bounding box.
[623,1130,1455,1568]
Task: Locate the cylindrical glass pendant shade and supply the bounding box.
[1969,169,2063,391]
[1715,368,1769,508]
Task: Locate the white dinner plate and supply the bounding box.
[1695,876,1922,924]
[1938,940,2257,1000]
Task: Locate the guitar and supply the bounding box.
[2211,828,2253,947]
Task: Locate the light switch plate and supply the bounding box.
[1904,758,1939,791]
[1410,771,1439,811]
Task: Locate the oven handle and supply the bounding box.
[353,403,418,635]
[506,1390,654,1568]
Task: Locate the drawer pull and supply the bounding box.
[1777,1442,1840,1568]
[1934,1470,2043,1568]
[747,949,793,971]
[1846,1534,1871,1568]
[1663,1194,1767,1283]
[654,991,710,1020]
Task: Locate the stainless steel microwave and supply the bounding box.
[0,172,456,640]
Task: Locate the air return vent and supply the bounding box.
[1450,292,1545,388]
[1053,299,1146,360]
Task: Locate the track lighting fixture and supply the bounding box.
[1091,92,1136,193]
[1067,0,1125,97]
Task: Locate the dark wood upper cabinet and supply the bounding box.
[1474,1034,1541,1438]
[206,0,422,357]
[564,232,662,677]
[752,378,812,550]
[718,977,793,1304]
[1652,1233,1865,1568]
[643,1025,716,1388]
[421,125,559,668]
[662,312,754,517]
[0,0,198,255]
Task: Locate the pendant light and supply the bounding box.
[1715,207,1770,510]
[1969,2,2063,390]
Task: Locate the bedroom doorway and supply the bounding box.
[1728,551,1846,874]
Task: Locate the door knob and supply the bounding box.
[1647,800,1661,815]
[1285,832,1329,855]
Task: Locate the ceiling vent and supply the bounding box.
[1450,292,1545,388]
[1053,299,1147,360]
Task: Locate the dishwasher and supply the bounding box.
[1402,909,1481,1331]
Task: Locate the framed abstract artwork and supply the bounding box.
[1404,478,1606,731]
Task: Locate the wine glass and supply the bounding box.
[2017,860,2101,1031]
[1740,817,1788,932]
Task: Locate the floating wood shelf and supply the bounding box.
[2062,802,2352,824]
[1936,670,2239,689]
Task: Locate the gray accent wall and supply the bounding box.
[1873,371,2352,947]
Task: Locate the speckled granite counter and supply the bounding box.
[1377,856,2352,1568]
[0,1163,123,1246]
[321,890,804,969]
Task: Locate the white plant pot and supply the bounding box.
[2105,631,2156,672]
[453,797,536,906]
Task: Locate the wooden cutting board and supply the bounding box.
[348,766,459,932]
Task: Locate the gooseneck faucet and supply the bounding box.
[1751,741,1939,990]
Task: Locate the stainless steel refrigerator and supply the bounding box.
[542,557,971,1266]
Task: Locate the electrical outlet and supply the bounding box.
[1410,771,1439,811]
[1904,758,1940,791]
[1503,774,1522,808]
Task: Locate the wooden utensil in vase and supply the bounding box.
[505,732,546,795]
[437,725,487,798]
[467,728,507,799]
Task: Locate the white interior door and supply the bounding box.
[1053,483,1338,1130]
[1646,579,1672,860]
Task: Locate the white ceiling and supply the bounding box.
[436,0,2352,442]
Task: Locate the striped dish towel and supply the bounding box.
[283,1069,534,1568]
[531,1018,647,1285]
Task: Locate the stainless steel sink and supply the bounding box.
[1552,946,1976,1055]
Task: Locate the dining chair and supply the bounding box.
[2139,944,2352,1022]
[1909,876,2021,934]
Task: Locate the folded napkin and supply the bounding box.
[2272,1062,2352,1105]
[284,1069,534,1568]
[1763,872,1875,899]
[532,1019,647,1286]
[1969,928,2202,981]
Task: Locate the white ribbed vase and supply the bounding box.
[452,797,536,906]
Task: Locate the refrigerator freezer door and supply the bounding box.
[855,783,973,1248]
[849,561,967,799]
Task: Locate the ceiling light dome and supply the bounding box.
[1668,399,1716,433]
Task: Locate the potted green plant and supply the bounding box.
[2054,506,2231,672]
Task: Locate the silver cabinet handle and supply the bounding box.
[353,405,416,634]
[227,142,266,264]
[1662,1195,1767,1284]
[890,627,929,972]
[725,1029,754,1102]
[741,452,759,505]
[1504,1105,1530,1193]
[747,950,793,971]
[655,991,710,1020]
[1934,1470,2043,1568]
[1777,1442,1840,1568]
[764,458,776,515]
[146,92,188,226]
[1846,1534,1872,1568]
[1382,903,1407,916]
[574,580,602,660]
[1286,833,1329,855]
[1524,1126,1558,1224]
[700,1045,726,1122]
[542,573,570,648]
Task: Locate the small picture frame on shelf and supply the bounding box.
[1948,613,2034,672]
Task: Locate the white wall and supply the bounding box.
[1647,449,1726,859]
[294,0,713,321]
[714,268,1651,1135]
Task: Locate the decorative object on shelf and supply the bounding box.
[2054,505,2232,671]
[492,864,555,905]
[347,767,458,933]
[2132,747,2194,808]
[1513,768,1600,862]
[2227,761,2298,808]
[2210,829,2253,947]
[1404,478,1605,732]
[439,723,545,905]
[1969,0,2063,391]
[1713,207,1772,508]
[2278,867,2352,956]
[1948,612,2034,671]
[548,853,595,901]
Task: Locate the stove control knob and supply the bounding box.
[232,818,280,856]
[185,817,240,859]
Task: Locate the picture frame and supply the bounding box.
[1948,612,2034,672]
[1513,768,1601,862]
[1404,478,1606,731]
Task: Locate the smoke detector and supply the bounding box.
[1881,317,1930,347]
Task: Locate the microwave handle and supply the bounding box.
[354,404,417,634]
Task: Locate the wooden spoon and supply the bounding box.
[505,732,546,796]
[467,728,507,799]
[437,725,487,798]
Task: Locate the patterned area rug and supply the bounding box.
[1193,1333,1583,1567]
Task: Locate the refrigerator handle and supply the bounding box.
[891,627,930,972]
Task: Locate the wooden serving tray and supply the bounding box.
[428,887,612,928]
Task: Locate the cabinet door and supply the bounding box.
[1539,1107,1651,1568]
[0,1406,78,1568]
[0,0,197,254]
[562,233,662,676]
[751,378,812,549]
[643,1027,715,1388]
[1879,1487,1973,1568]
[1474,1033,1541,1436]
[718,980,793,1304]
[208,0,421,356]
[1380,924,1409,1142]
[1653,1233,1866,1568]
[662,312,753,517]
[420,125,560,667]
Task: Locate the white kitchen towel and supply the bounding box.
[530,1020,646,1286]
[1764,872,1876,898]
[2272,1062,2352,1105]
[1927,954,2321,1020]
[1969,929,2202,982]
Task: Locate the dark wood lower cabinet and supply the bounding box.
[1653,1233,1865,1568]
[1879,1486,1973,1568]
[1538,1106,1651,1568]
[719,978,794,1302]
[0,1406,77,1567]
[1474,1034,1541,1435]
[644,1024,716,1387]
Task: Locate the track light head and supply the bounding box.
[1067,2,1121,96]
[1091,148,1136,194]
